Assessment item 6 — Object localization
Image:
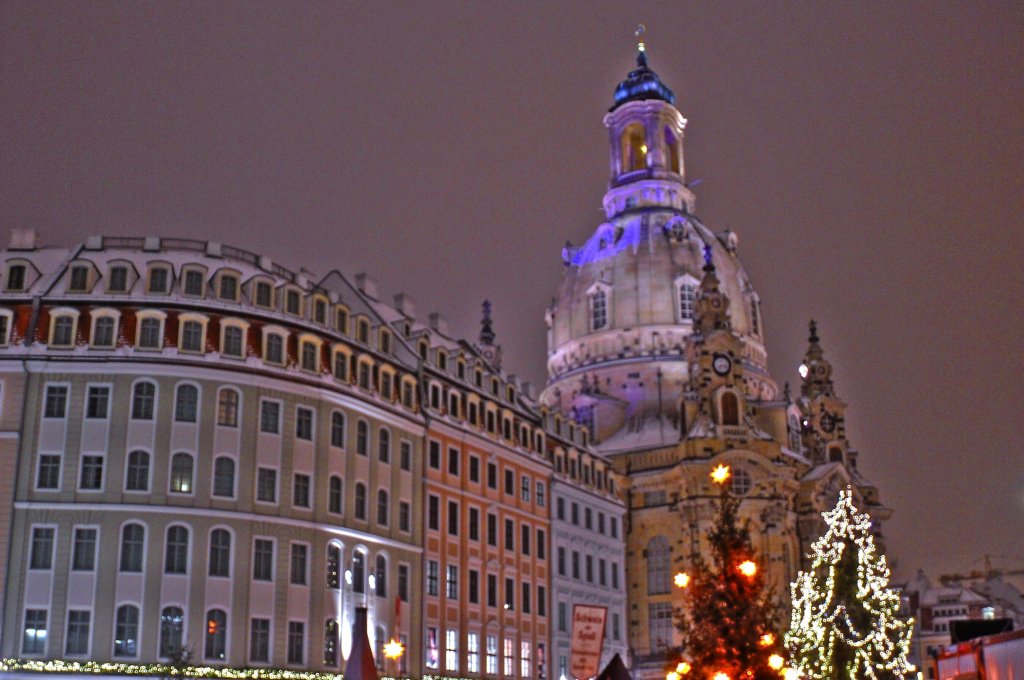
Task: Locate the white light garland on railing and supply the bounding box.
[0,658,413,680]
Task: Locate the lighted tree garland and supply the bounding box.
[785,487,915,679]
[669,465,786,680]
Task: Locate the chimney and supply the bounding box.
[393,292,415,318]
[8,229,37,250]
[428,312,448,335]
[355,273,378,299]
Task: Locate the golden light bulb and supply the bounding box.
[712,673,730,680]
[674,572,690,588]
[738,560,757,577]
[666,672,680,680]
[676,661,691,675]
[768,655,784,670]
[383,638,405,659]
[710,464,731,485]
[783,669,801,680]
[759,632,775,646]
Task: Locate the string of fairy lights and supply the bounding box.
[785,487,915,679]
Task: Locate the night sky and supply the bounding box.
[2,2,1021,582]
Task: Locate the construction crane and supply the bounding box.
[939,554,1024,585]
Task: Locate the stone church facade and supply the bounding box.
[539,43,889,675]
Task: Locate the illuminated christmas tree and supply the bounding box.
[669,465,786,680]
[786,487,915,679]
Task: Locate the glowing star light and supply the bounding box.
[710,464,731,484]
[768,655,784,670]
[738,560,757,577]
[674,572,690,588]
[759,632,775,646]
[712,673,730,680]
[783,669,800,680]
[675,662,691,675]
[666,672,680,680]
[384,638,405,659]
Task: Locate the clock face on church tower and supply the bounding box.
[820,412,836,433]
[712,354,732,376]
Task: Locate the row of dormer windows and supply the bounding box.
[3,260,392,351]
[553,451,615,495]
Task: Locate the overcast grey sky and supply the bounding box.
[2,1,1021,580]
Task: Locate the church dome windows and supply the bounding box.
[664,126,681,174]
[620,122,647,174]
[588,284,611,331]
[675,274,700,322]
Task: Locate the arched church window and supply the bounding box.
[621,123,646,173]
[720,391,739,426]
[664,126,680,174]
[590,290,608,331]
[679,283,697,321]
[750,298,761,335]
[646,536,671,594]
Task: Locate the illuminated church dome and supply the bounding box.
[541,42,777,449]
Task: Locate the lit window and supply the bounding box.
[204,609,227,661]
[445,629,458,672]
[217,389,239,427]
[113,605,139,657]
[169,453,194,494]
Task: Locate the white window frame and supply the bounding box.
[135,310,167,350]
[48,307,80,348]
[674,274,700,323]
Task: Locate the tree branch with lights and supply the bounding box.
[668,465,788,680]
[785,487,915,679]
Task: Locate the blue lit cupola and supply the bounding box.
[611,42,676,111]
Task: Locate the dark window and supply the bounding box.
[448,500,459,535]
[44,385,68,418]
[538,586,547,617]
[92,316,115,346]
[7,264,26,291]
[448,447,459,475]
[352,552,366,593]
[504,577,514,610]
[260,401,280,433]
[290,544,308,585]
[504,469,514,495]
[378,429,390,462]
[300,341,317,370]
[222,326,244,357]
[65,610,90,656]
[375,555,387,598]
[428,440,440,469]
[72,528,97,570]
[505,519,514,551]
[469,455,480,482]
[328,476,343,514]
[522,582,531,614]
[138,318,162,348]
[428,495,440,531]
[51,316,74,346]
[86,386,110,418]
[265,333,284,364]
[183,270,204,296]
[537,529,546,560]
[119,524,144,572]
[174,384,198,422]
[398,564,409,602]
[354,483,367,520]
[179,318,204,351]
[487,574,497,608]
[255,281,273,307]
[30,527,54,569]
[164,526,189,574]
[330,412,345,446]
[377,489,389,526]
[253,539,274,581]
[487,514,497,546]
[213,457,235,497]
[399,501,410,532]
[426,560,439,596]
[293,474,311,508]
[521,524,531,555]
[208,529,231,577]
[149,268,169,293]
[469,508,480,541]
[131,382,155,419]
[400,441,412,470]
[256,468,276,503]
[356,421,369,455]
[79,455,104,490]
[295,407,313,440]
[218,274,238,300]
[109,266,128,292]
[36,454,60,489]
[446,564,459,599]
[286,290,301,315]
[469,569,480,604]
[250,618,270,662]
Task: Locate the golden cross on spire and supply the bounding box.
[635,24,646,53]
